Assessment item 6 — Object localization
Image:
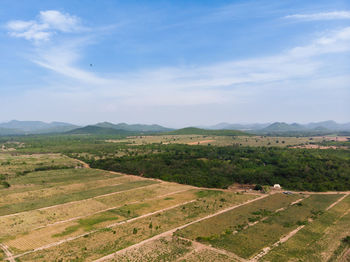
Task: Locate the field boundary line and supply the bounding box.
[230,196,307,238]
[0,243,15,262]
[11,199,197,260]
[176,236,247,262]
[251,225,305,261]
[0,183,159,219]
[33,188,193,230]
[93,194,268,262]
[251,193,349,261]
[326,193,349,211]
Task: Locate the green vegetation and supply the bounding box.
[263,195,350,262]
[165,127,249,136]
[176,194,300,241]
[84,144,350,191]
[184,194,341,259]
[0,179,158,216]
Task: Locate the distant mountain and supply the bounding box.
[305,120,350,131]
[205,122,270,130]
[166,127,249,136]
[262,122,306,132]
[66,126,131,135]
[204,120,350,134]
[0,127,24,136]
[95,122,173,132]
[0,120,79,134]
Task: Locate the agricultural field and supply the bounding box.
[106,135,332,147]
[0,147,350,261]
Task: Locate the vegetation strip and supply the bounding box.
[262,194,350,261]
[11,199,198,259]
[32,188,192,230]
[254,193,349,261]
[0,243,15,262]
[0,181,158,218]
[176,236,247,262]
[92,194,266,262]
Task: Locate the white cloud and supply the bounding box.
[6,10,80,42]
[24,26,350,109]
[39,10,79,32]
[4,10,350,123]
[285,11,350,21]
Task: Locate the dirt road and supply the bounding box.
[93,194,268,262]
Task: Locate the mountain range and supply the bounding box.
[203,120,350,133]
[0,120,349,136]
[0,120,173,135]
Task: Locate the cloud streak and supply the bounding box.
[6,10,81,42]
[4,9,350,124]
[285,11,350,21]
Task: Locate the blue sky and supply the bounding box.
[1,0,349,127]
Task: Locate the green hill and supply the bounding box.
[166,127,249,136]
[95,122,172,132]
[66,126,131,135]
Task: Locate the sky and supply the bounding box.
[0,0,349,127]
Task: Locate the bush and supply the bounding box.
[1,181,10,188]
[254,184,263,191]
[343,236,350,245]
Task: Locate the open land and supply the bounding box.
[0,135,350,262]
[0,134,349,261]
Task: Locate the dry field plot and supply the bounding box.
[0,153,79,178]
[262,194,350,262]
[107,135,328,147]
[7,190,255,261]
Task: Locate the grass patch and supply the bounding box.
[205,194,342,259]
[195,190,223,198]
[0,180,158,216]
[176,193,301,242]
[263,195,350,262]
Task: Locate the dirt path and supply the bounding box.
[339,247,350,262]
[33,188,192,230]
[252,193,349,261]
[187,140,215,145]
[74,158,90,168]
[93,194,268,262]
[326,193,349,211]
[11,199,197,260]
[176,236,247,262]
[251,225,306,261]
[0,243,15,262]
[0,182,159,219]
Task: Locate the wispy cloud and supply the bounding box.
[6,10,81,42]
[285,11,350,21]
[4,10,350,123]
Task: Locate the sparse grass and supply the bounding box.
[17,192,254,260]
[263,195,350,262]
[200,194,342,259]
[179,248,238,262]
[0,153,79,180]
[109,236,193,262]
[0,179,158,216]
[176,193,301,242]
[0,183,190,239]
[195,190,223,198]
[106,135,325,147]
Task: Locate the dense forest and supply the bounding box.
[2,134,350,192]
[80,144,350,192]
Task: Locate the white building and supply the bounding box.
[273,184,281,189]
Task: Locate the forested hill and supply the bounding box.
[165,127,249,136]
[66,126,131,135]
